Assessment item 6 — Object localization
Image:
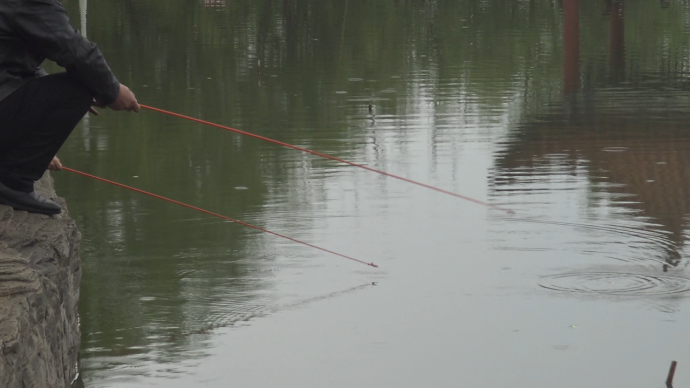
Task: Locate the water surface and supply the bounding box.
[52,1,690,387]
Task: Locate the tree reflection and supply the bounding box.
[493,0,690,269]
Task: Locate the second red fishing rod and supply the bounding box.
[140,104,514,214]
[63,167,378,268]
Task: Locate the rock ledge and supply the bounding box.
[0,174,81,388]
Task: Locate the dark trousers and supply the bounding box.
[0,73,92,192]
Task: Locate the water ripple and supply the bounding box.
[539,272,690,296]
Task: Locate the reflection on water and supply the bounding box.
[491,0,690,306]
[48,0,690,386]
[168,282,375,341]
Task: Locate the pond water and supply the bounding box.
[52,1,689,387]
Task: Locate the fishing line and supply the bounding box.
[140,104,514,214]
[62,167,378,268]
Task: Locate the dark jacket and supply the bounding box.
[0,0,120,104]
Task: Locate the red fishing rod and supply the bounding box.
[140,105,514,214]
[63,167,378,268]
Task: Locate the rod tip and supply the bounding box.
[369,263,379,268]
[666,361,678,386]
[667,360,678,385]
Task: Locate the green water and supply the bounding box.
[49,1,690,386]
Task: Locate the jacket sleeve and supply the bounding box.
[13,0,120,104]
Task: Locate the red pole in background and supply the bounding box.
[609,1,625,80]
[563,0,580,94]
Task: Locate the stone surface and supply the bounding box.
[0,173,81,388]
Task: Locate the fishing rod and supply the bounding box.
[62,167,378,268]
[140,105,514,214]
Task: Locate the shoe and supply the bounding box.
[0,180,62,215]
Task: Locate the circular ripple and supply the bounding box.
[540,272,690,296]
[602,146,629,152]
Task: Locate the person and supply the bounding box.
[0,0,140,215]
